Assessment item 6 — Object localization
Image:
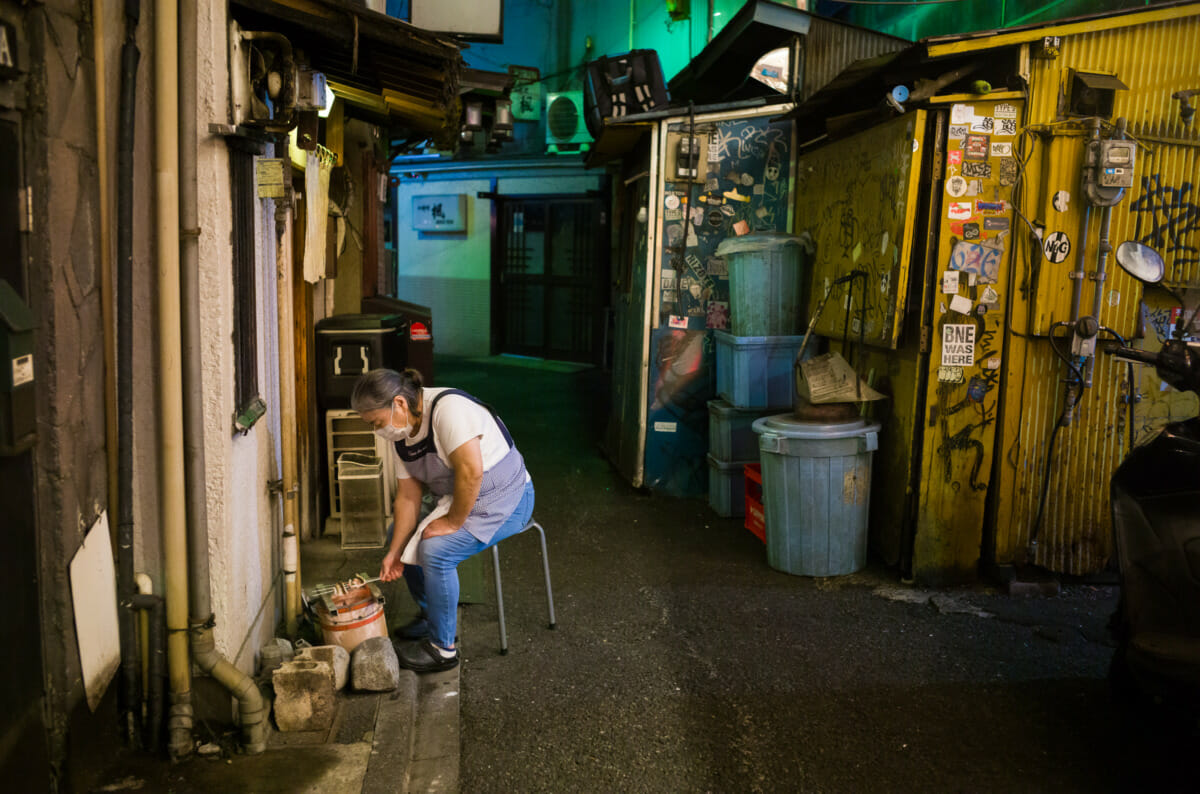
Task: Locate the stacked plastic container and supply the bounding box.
[706,399,771,517]
[708,234,809,525]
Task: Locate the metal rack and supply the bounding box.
[325,409,395,520]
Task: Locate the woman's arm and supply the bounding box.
[423,437,483,538]
[380,475,424,581]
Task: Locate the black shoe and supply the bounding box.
[392,615,430,640]
[396,638,459,673]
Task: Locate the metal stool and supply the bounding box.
[490,518,556,654]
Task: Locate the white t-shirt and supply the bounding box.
[393,388,513,479]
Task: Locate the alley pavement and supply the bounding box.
[447,357,1196,794]
[86,355,1195,793]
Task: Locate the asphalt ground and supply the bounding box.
[443,357,1197,794]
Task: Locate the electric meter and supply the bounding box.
[1098,139,1136,188]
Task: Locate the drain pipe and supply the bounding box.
[154,0,195,759]
[115,0,141,749]
[132,574,164,753]
[274,138,302,638]
[179,0,266,754]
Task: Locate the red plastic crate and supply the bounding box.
[743,463,765,543]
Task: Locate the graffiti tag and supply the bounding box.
[1130,175,1200,267]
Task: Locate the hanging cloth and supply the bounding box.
[302,150,333,283]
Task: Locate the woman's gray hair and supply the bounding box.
[350,368,424,416]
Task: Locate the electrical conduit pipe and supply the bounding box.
[178,0,266,754]
[116,0,141,749]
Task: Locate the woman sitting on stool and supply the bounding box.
[351,367,534,672]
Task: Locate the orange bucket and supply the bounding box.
[312,584,388,652]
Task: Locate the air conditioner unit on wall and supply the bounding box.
[545,91,592,154]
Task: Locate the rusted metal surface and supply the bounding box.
[803,17,908,101]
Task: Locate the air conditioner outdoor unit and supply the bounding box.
[545,91,592,154]
[229,21,299,132]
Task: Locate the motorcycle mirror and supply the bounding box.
[1115,241,1165,284]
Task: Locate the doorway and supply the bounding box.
[494,195,609,364]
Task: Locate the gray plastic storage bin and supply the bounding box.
[707,399,771,462]
[707,454,752,517]
[715,331,810,410]
[753,414,880,576]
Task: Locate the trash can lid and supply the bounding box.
[715,233,805,257]
[315,313,404,333]
[752,412,880,440]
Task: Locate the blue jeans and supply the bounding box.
[402,481,535,649]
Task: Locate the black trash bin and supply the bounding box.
[361,296,434,387]
[315,314,407,412]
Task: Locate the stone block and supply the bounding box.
[297,644,351,691]
[351,637,400,692]
[272,659,335,732]
[259,637,295,676]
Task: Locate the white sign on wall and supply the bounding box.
[942,323,976,367]
[412,194,468,233]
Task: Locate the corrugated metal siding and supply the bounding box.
[803,19,906,101]
[992,15,1200,575]
[996,342,1131,573]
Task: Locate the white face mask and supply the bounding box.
[374,402,411,442]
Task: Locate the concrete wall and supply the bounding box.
[20,0,146,780]
[20,3,288,781]
[195,1,282,673]
[392,168,603,356]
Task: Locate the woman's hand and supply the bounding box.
[422,516,459,539]
[380,547,405,582]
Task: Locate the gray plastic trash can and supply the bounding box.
[715,233,806,337]
[752,414,880,576]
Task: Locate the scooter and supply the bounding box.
[1106,241,1200,711]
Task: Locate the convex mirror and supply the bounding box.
[1115,241,1165,284]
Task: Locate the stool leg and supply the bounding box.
[491,544,508,655]
[529,521,556,630]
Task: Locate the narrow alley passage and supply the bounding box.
[443,357,1193,794]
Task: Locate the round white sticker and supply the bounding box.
[946,176,968,197]
[664,194,680,210]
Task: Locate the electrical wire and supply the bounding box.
[1029,321,1086,551]
[1029,419,1063,552]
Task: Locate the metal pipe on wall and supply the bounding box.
[178,0,208,659]
[275,140,302,638]
[115,0,141,749]
[179,0,266,753]
[1069,119,1103,324]
[94,0,119,543]
[131,576,164,754]
[1069,203,1090,323]
[154,0,195,759]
